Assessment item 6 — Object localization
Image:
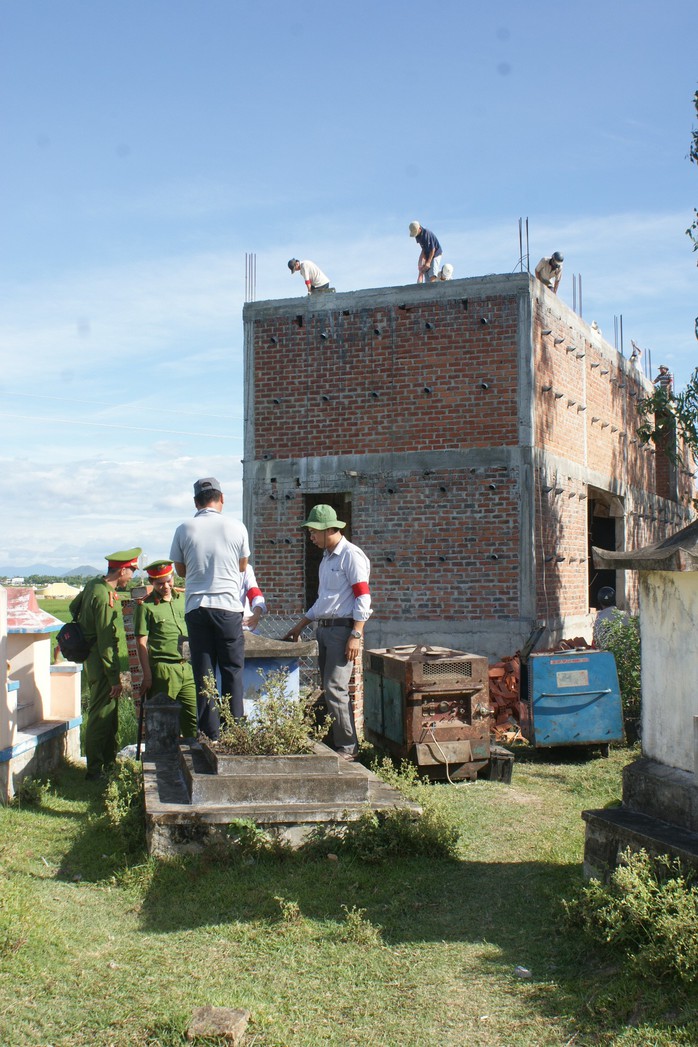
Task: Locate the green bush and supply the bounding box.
[208,670,327,755]
[597,611,642,721]
[563,848,698,982]
[103,760,146,856]
[339,905,383,945]
[11,775,54,807]
[220,818,290,860]
[305,757,462,863]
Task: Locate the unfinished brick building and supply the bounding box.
[242,274,694,660]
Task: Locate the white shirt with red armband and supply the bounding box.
[241,563,266,617]
[299,260,329,289]
[306,536,372,622]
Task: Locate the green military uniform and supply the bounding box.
[71,577,122,776]
[134,588,198,738]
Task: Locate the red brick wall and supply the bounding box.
[252,296,520,459]
[533,301,656,487]
[252,464,521,621]
[246,280,695,639]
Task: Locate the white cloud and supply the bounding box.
[1,208,694,566]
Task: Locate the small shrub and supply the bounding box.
[563,848,698,982]
[206,671,328,756]
[596,612,641,722]
[306,798,461,864]
[12,775,54,807]
[303,753,462,862]
[371,755,421,792]
[103,760,146,855]
[339,905,382,946]
[275,895,303,924]
[221,819,291,861]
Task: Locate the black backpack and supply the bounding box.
[56,620,92,662]
[56,590,93,662]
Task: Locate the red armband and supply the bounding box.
[352,581,370,597]
[246,587,263,602]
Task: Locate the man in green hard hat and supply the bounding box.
[134,560,198,740]
[69,547,141,781]
[283,505,372,760]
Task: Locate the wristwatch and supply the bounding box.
[349,629,362,639]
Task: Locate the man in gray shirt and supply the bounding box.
[170,477,250,739]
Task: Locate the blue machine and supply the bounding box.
[525,649,624,752]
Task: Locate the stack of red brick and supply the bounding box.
[488,637,592,744]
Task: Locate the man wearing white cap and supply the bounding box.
[409,221,443,282]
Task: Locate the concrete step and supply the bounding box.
[189,770,371,806]
[198,744,341,777]
[582,806,698,880]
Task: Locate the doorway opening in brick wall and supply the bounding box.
[303,492,353,610]
[587,489,625,610]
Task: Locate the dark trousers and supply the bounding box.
[185,607,245,739]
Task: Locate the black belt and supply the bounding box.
[317,617,353,627]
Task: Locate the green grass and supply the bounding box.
[2,747,696,1046]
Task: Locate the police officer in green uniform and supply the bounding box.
[70,547,141,781]
[134,560,198,739]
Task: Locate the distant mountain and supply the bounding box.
[0,563,63,576]
[0,563,100,578]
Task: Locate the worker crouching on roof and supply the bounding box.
[70,547,141,781]
[288,258,332,294]
[134,560,198,740]
[283,505,372,761]
[535,251,564,294]
[409,221,443,282]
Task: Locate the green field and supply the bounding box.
[1,748,696,1046]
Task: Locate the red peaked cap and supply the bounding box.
[106,547,141,571]
[145,560,174,579]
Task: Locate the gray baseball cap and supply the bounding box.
[193,477,222,497]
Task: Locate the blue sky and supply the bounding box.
[0,0,696,570]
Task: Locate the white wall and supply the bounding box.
[640,571,698,773]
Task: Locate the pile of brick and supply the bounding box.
[488,637,592,744]
[489,655,526,744]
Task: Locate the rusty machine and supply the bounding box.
[363,644,513,782]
